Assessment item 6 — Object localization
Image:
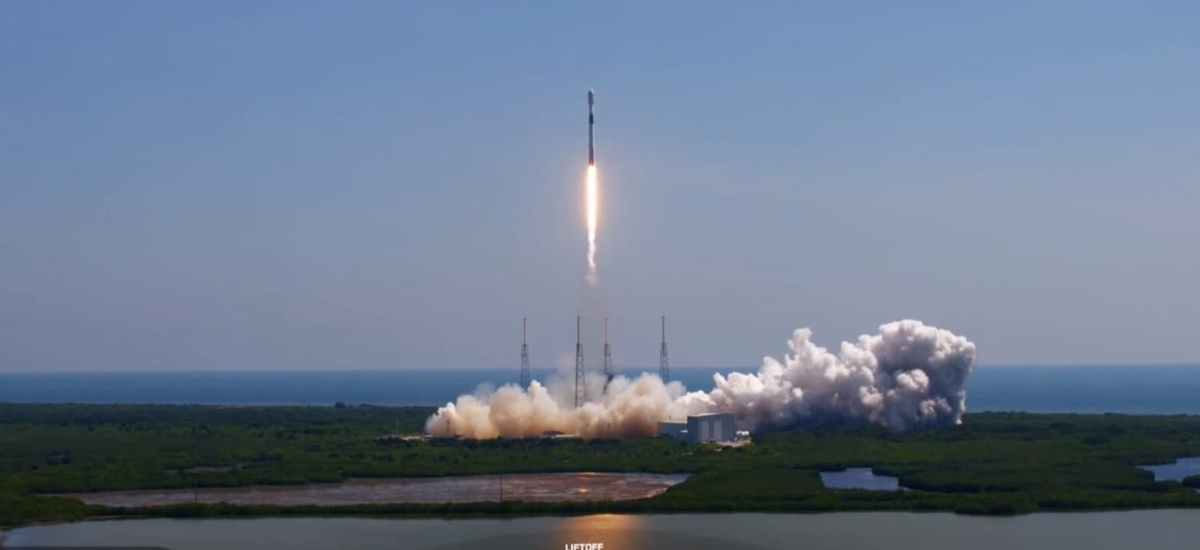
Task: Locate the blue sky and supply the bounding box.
[2,1,1198,370]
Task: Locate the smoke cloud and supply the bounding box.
[425,320,977,438]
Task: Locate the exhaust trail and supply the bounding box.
[585,89,599,286]
[586,165,598,285]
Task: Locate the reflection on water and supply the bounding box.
[820,468,903,491]
[11,511,1200,550]
[428,524,770,550]
[552,514,642,550]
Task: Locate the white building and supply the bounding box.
[687,413,736,443]
[658,414,738,443]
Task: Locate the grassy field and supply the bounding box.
[3,403,1200,525]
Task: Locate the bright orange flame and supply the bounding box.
[586,163,598,285]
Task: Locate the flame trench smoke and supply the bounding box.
[425,320,977,438]
[585,164,598,286]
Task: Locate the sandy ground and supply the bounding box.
[56,472,690,507]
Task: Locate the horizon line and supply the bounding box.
[2,362,1200,375]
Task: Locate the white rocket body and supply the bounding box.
[588,89,595,165]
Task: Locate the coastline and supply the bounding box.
[3,489,1198,530]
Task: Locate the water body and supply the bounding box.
[8,511,1200,550]
[56,473,688,507]
[819,468,902,491]
[1141,457,1200,483]
[3,365,1200,413]
[967,365,1200,414]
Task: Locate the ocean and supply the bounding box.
[1,365,1199,413]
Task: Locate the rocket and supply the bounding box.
[588,89,595,165]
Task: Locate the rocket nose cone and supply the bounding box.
[588,89,595,104]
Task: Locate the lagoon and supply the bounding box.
[819,468,903,491]
[1141,457,1200,483]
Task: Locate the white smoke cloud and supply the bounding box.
[425,320,977,438]
[425,374,689,439]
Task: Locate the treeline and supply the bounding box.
[0,488,95,528]
[4,404,1200,526]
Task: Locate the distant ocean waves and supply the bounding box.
[1,365,1200,414]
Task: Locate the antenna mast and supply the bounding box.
[519,318,531,389]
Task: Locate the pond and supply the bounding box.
[1140,457,1200,483]
[819,468,904,491]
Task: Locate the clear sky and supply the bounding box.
[2,1,1198,371]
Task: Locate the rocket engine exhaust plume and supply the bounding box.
[425,319,977,438]
[586,164,598,285]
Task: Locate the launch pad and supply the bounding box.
[519,315,670,408]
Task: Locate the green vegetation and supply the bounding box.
[3,404,1200,526]
[1182,475,1200,489]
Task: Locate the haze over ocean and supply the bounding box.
[2,365,1199,414]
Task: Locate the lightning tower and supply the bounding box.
[575,316,585,407]
[519,318,531,389]
[659,315,670,383]
[603,317,614,390]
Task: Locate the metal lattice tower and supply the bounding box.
[659,315,670,383]
[575,316,586,408]
[603,317,614,390]
[519,318,531,389]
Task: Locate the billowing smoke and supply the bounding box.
[676,319,977,431]
[425,320,976,438]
